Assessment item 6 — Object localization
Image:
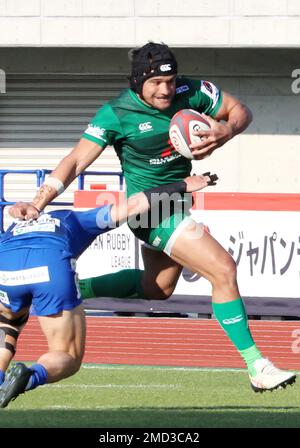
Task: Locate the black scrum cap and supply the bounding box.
[129,42,178,93]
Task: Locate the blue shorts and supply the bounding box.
[0,248,82,316]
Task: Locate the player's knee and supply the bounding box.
[0,324,18,356]
[142,284,175,300]
[58,351,82,377]
[213,254,237,286]
[0,311,29,356]
[67,345,84,375]
[70,360,81,375]
[69,355,82,375]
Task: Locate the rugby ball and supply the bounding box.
[169,109,210,159]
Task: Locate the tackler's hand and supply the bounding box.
[202,172,218,186]
[9,202,40,220]
[183,172,219,192]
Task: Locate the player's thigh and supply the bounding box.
[169,220,236,282]
[31,251,82,316]
[131,210,188,295]
[141,244,182,297]
[0,248,34,313]
[38,304,86,361]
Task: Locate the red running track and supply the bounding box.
[15,316,300,370]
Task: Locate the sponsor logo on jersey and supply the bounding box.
[13,223,56,236]
[203,81,213,94]
[161,148,172,158]
[38,214,60,224]
[160,64,172,72]
[200,80,220,109]
[0,290,10,305]
[149,153,182,165]
[138,122,153,133]
[222,315,243,325]
[152,236,162,247]
[84,124,107,142]
[12,214,60,236]
[176,85,189,94]
[0,266,50,286]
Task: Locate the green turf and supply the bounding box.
[0,364,299,428]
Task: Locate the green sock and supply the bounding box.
[239,345,263,377]
[79,269,144,299]
[212,298,262,374]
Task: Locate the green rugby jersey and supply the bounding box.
[82,77,223,197]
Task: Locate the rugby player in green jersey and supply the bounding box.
[9,42,296,392]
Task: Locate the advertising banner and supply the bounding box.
[75,191,300,316]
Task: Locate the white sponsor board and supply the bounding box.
[76,209,300,299]
[173,210,300,299]
[76,224,136,278]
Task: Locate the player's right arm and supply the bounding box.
[50,138,104,188]
[187,79,252,160]
[9,102,122,220]
[70,172,218,256]
[9,138,104,220]
[110,173,218,225]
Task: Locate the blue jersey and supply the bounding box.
[0,205,114,259]
[0,205,114,315]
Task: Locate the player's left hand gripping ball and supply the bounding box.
[169,109,210,159]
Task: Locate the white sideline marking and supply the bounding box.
[44,384,179,389]
[46,405,73,409]
[95,405,119,409]
[81,365,246,373]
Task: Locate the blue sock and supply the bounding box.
[25,363,48,391]
[0,369,5,385]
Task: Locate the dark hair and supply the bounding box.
[129,42,178,93]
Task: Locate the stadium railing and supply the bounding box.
[0,168,124,232]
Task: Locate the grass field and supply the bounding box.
[0,364,299,428]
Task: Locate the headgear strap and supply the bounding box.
[129,42,178,94]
